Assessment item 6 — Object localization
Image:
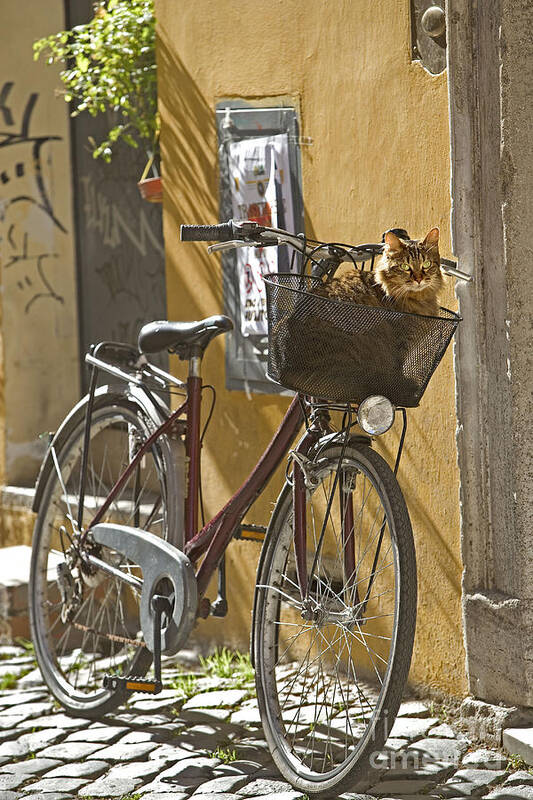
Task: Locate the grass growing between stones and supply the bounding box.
[507,753,533,773]
[199,647,255,687]
[210,744,237,763]
[428,700,451,722]
[14,637,36,658]
[169,671,198,700]
[81,795,142,800]
[0,668,33,690]
[0,651,20,662]
[0,672,22,690]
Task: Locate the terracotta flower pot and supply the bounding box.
[137,176,163,203]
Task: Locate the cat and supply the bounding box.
[313,227,443,317]
[270,228,445,405]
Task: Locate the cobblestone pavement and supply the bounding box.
[0,645,531,800]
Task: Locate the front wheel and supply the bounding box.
[29,391,176,717]
[254,442,417,796]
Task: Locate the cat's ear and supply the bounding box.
[384,231,405,252]
[422,227,440,250]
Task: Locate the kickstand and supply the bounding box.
[210,554,228,617]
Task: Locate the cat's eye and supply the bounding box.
[400,263,411,271]
[422,260,431,269]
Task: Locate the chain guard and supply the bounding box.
[91,523,197,655]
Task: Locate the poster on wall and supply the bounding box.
[228,133,295,337]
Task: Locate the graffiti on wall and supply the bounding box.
[78,172,166,348]
[80,174,163,258]
[0,81,66,313]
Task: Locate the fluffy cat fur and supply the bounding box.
[314,227,444,316]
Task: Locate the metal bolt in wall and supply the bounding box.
[411,0,447,75]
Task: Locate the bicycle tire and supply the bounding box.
[29,389,179,717]
[254,442,417,796]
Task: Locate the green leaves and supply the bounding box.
[76,55,90,73]
[199,647,255,686]
[33,0,157,163]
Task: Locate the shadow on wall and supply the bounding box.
[155,32,294,646]
[157,31,217,230]
[157,31,318,292]
[155,30,224,330]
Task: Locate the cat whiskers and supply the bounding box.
[389,284,412,303]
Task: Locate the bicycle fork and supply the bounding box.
[292,428,360,614]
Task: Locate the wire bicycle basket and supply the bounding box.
[263,273,461,407]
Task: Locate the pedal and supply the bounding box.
[102,594,172,697]
[102,675,162,694]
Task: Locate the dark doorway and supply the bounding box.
[66,1,167,391]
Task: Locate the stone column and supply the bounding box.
[447,0,533,707]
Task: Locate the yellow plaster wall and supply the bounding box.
[0,2,80,487]
[155,0,467,695]
[0,507,34,550]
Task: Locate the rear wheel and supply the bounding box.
[29,393,174,716]
[254,442,417,795]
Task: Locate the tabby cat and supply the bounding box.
[313,227,443,316]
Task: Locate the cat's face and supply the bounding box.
[377,227,443,300]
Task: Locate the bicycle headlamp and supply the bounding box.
[357,395,395,435]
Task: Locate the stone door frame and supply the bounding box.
[447,0,532,706]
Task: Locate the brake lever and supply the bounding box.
[207,236,281,254]
[207,240,251,254]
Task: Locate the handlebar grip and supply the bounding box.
[180,222,235,242]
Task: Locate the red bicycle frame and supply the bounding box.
[86,356,334,603]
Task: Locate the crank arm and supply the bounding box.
[102,594,172,696]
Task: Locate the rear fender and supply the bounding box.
[32,383,186,551]
[32,385,125,514]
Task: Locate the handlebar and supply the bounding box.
[179,219,472,282]
[180,219,267,243]
[180,221,236,242]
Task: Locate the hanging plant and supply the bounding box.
[137,144,163,202]
[34,0,159,169]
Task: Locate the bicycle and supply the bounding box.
[28,218,469,796]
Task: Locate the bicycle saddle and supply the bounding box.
[138,314,233,357]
